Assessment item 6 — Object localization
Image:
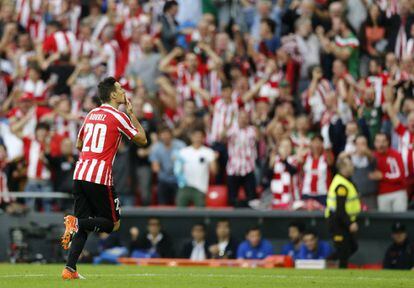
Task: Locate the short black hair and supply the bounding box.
[217,218,230,225]
[311,134,324,142]
[163,0,178,13]
[221,81,232,90]
[261,18,277,34]
[97,77,117,103]
[157,125,172,134]
[35,122,50,132]
[191,127,206,136]
[247,226,261,235]
[288,221,306,233]
[303,229,318,238]
[375,132,390,143]
[193,223,206,231]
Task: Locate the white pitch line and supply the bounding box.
[0,273,412,282]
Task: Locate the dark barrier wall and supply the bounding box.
[1,209,413,264]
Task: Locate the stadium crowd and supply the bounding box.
[0,0,413,212]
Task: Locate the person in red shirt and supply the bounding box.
[370,133,407,212]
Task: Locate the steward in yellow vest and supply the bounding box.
[325,153,361,268]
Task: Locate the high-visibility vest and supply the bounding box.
[325,174,361,222]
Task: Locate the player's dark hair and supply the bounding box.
[288,221,306,233]
[97,77,117,103]
[163,0,178,13]
[35,122,50,132]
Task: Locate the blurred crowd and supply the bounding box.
[0,0,413,212]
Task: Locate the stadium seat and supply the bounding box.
[206,185,228,208]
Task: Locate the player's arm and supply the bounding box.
[125,97,147,146]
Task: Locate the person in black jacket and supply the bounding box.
[383,222,414,270]
[209,219,238,259]
[129,218,174,258]
[160,1,179,52]
[180,223,210,260]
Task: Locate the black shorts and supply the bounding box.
[73,180,120,222]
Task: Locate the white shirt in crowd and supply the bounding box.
[190,241,206,261]
[179,145,215,193]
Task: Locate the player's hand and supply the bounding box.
[349,222,358,233]
[124,95,134,116]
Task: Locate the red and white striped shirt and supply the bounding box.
[102,40,121,78]
[43,31,76,55]
[209,99,238,143]
[257,70,284,103]
[271,155,300,208]
[174,63,208,109]
[301,79,332,123]
[301,153,331,196]
[20,79,48,102]
[73,104,139,186]
[16,0,41,29]
[366,74,389,107]
[395,123,414,177]
[23,137,51,180]
[226,125,257,176]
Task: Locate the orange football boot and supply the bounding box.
[61,267,85,280]
[61,215,78,250]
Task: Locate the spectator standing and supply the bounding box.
[209,219,238,259]
[175,128,217,208]
[383,222,414,270]
[12,122,53,211]
[160,1,180,52]
[226,110,258,207]
[180,223,210,260]
[113,139,133,207]
[237,226,273,260]
[131,97,156,207]
[125,35,162,96]
[371,133,407,212]
[281,222,305,260]
[300,134,334,206]
[150,126,185,205]
[297,230,333,260]
[350,135,378,210]
[389,99,414,207]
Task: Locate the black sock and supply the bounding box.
[66,229,88,271]
[78,217,114,233]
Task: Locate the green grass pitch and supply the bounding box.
[0,264,413,288]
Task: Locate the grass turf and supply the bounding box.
[0,264,412,288]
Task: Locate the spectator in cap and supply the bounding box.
[383,222,414,270]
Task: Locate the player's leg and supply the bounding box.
[62,180,92,279]
[75,182,118,233]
